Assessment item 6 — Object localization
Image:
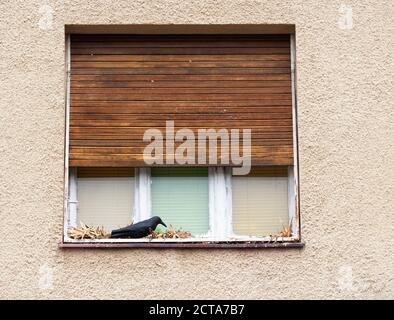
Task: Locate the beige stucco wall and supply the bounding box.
[0,0,393,299]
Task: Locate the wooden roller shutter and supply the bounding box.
[69,34,293,167]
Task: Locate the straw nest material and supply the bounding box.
[67,222,110,240]
[277,219,293,237]
[148,225,192,239]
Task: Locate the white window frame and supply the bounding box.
[63,34,300,244]
[64,166,297,243]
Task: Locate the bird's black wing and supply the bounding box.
[111,223,135,235]
[111,225,153,238]
[110,217,159,238]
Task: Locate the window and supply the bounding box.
[151,168,210,234]
[76,168,134,231]
[232,167,291,237]
[67,166,296,241]
[64,33,300,246]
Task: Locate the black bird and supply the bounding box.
[110,216,167,238]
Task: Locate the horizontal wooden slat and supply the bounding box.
[71,34,290,41]
[71,107,292,115]
[71,68,290,75]
[71,54,290,62]
[72,74,291,81]
[70,139,293,147]
[71,145,292,154]
[70,119,293,127]
[70,157,294,167]
[71,155,293,162]
[71,87,291,94]
[71,80,292,88]
[71,47,290,55]
[71,94,292,101]
[71,154,293,165]
[71,61,290,68]
[69,132,293,140]
[70,126,292,138]
[69,34,293,167]
[71,40,290,48]
[71,100,291,107]
[70,113,292,120]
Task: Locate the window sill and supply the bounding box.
[60,239,304,249]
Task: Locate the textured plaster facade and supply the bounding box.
[0,0,393,299]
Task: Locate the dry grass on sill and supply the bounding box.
[147,225,192,240]
[67,223,110,240]
[67,223,192,240]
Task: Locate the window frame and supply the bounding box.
[62,33,301,247]
[65,166,297,243]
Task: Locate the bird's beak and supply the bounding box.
[160,220,167,227]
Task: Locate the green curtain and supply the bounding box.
[151,168,209,235]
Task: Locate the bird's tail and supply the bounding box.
[110,232,130,238]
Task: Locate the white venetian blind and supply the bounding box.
[232,167,289,236]
[76,168,134,232]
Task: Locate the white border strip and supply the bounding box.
[64,236,297,244]
[290,34,301,240]
[288,166,296,234]
[68,167,78,227]
[63,34,71,240]
[208,167,233,238]
[134,168,152,223]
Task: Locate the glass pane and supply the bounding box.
[232,168,289,237]
[151,168,209,235]
[77,176,134,231]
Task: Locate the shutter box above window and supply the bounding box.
[69,34,293,167]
